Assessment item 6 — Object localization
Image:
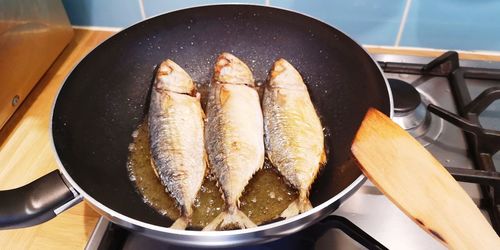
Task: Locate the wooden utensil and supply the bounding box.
[351,108,499,249]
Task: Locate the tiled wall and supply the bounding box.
[61,0,500,52]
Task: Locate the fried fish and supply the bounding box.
[263,59,326,218]
[149,59,206,229]
[203,53,264,230]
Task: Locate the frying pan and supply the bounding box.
[0,5,392,247]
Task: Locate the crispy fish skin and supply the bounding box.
[263,59,326,218]
[203,53,264,230]
[149,59,206,229]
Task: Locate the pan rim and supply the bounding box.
[49,3,393,242]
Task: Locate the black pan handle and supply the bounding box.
[0,170,81,229]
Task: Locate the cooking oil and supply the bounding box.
[127,119,297,229]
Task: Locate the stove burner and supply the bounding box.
[386,78,444,146]
[389,78,430,137]
[390,78,421,113]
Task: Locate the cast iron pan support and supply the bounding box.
[300,215,388,250]
[422,51,500,234]
[0,172,389,249]
[0,170,81,229]
[90,215,388,249]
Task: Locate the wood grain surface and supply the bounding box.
[0,29,113,250]
[1,28,499,249]
[351,108,500,249]
[366,46,500,61]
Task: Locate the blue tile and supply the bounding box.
[62,0,143,27]
[401,0,500,51]
[143,0,265,17]
[270,0,406,45]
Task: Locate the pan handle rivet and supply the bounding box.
[12,95,20,106]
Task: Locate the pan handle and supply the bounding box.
[0,170,82,229]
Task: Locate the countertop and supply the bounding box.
[1,28,499,249]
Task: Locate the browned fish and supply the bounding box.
[203,53,264,230]
[148,59,206,229]
[263,59,326,218]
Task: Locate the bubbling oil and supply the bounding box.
[127,119,298,229]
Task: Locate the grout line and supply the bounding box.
[138,0,146,20]
[265,0,270,6]
[394,0,412,47]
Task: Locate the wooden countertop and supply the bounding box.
[0,28,499,249]
[0,29,114,250]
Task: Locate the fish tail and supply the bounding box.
[170,216,189,230]
[299,197,313,213]
[202,206,256,231]
[280,193,313,219]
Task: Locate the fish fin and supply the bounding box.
[219,85,231,106]
[320,148,327,166]
[170,216,189,230]
[202,209,256,231]
[202,211,225,231]
[280,197,313,219]
[300,198,313,213]
[150,159,160,179]
[204,152,210,175]
[276,89,291,106]
[200,107,206,120]
[280,199,300,218]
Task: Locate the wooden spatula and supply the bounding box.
[351,108,499,249]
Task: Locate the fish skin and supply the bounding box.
[148,59,206,229]
[263,58,326,218]
[203,53,264,230]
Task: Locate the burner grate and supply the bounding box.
[379,51,500,234]
[86,216,387,250]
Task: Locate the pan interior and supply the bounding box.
[52,5,390,228]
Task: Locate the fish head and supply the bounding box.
[214,53,255,86]
[269,59,307,90]
[155,59,194,95]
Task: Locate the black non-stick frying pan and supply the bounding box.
[0,5,391,247]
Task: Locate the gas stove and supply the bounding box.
[85,51,500,250]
